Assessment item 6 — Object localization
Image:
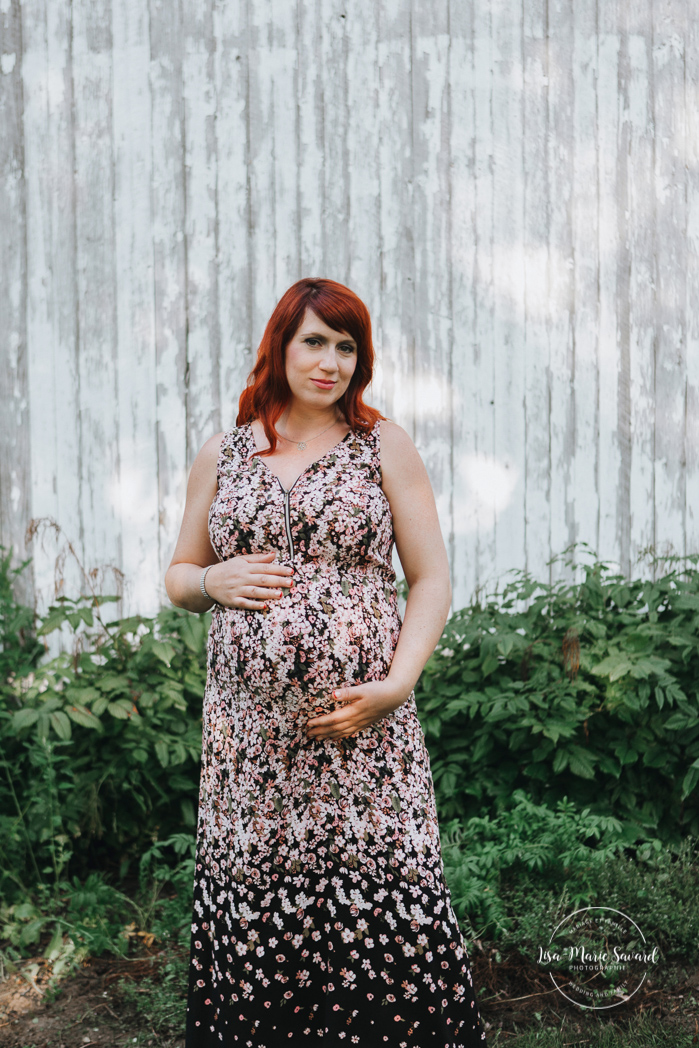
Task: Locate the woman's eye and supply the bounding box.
[304,338,354,353]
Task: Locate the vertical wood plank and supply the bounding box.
[547,0,577,580]
[652,0,687,565]
[467,0,497,594]
[320,1,349,283]
[112,0,159,614]
[376,0,415,432]
[297,0,324,279]
[491,0,526,585]
[72,0,122,603]
[182,0,220,458]
[571,0,601,577]
[686,0,699,557]
[522,0,551,584]
[247,0,276,349]
[148,0,188,581]
[626,4,656,573]
[0,0,31,599]
[270,0,300,297]
[214,0,252,428]
[597,13,623,570]
[410,4,452,585]
[449,0,479,604]
[346,0,382,365]
[21,0,82,611]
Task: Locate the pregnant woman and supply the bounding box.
[165,277,488,1046]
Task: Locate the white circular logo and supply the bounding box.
[537,906,660,1009]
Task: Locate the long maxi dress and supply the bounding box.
[185,419,488,1046]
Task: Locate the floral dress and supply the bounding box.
[185,419,488,1046]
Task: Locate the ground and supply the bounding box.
[1,943,698,1047]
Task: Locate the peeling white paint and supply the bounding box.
[2,2,697,621]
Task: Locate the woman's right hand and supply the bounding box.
[203,551,293,610]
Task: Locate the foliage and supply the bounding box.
[441,793,699,960]
[0,832,195,993]
[115,953,189,1039]
[4,544,699,977]
[416,548,699,843]
[0,590,208,899]
[440,788,628,938]
[0,546,43,686]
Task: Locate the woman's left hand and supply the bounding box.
[305,679,411,740]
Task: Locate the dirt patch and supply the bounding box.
[1,943,698,1047]
[0,950,185,1048]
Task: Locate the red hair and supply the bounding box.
[236,278,388,458]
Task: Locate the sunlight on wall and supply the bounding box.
[454,453,520,534]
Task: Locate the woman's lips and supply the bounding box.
[311,379,336,389]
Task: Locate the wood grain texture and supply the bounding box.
[72,0,122,606]
[21,0,82,614]
[149,0,188,588]
[0,0,31,601]
[2,0,698,620]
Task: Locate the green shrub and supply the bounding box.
[416,549,699,843]
[440,788,628,938]
[0,595,207,898]
[0,546,42,687]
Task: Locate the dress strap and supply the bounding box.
[368,417,383,481]
[216,427,244,483]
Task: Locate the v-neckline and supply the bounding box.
[246,422,353,492]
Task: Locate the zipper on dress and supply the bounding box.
[277,479,295,564]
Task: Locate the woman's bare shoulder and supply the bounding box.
[188,432,226,488]
[378,418,421,460]
[378,418,426,487]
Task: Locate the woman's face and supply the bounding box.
[285,308,358,411]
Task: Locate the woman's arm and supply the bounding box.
[165,433,295,613]
[164,433,224,612]
[379,418,452,699]
[306,419,452,740]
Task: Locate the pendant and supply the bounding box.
[297,441,307,450]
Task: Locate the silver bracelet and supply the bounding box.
[200,565,214,601]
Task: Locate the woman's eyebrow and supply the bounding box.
[300,330,356,345]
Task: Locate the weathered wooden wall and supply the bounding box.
[1,0,698,619]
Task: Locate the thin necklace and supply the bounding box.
[276,415,341,451]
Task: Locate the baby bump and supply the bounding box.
[209,569,401,699]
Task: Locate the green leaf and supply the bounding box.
[552,749,569,773]
[591,654,633,681]
[481,654,499,677]
[20,918,47,946]
[49,710,72,740]
[179,615,206,654]
[567,746,596,779]
[108,699,134,720]
[155,740,169,767]
[92,695,109,717]
[12,707,40,730]
[682,766,699,799]
[151,639,176,667]
[664,712,691,732]
[497,634,516,658]
[99,674,130,695]
[66,704,102,730]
